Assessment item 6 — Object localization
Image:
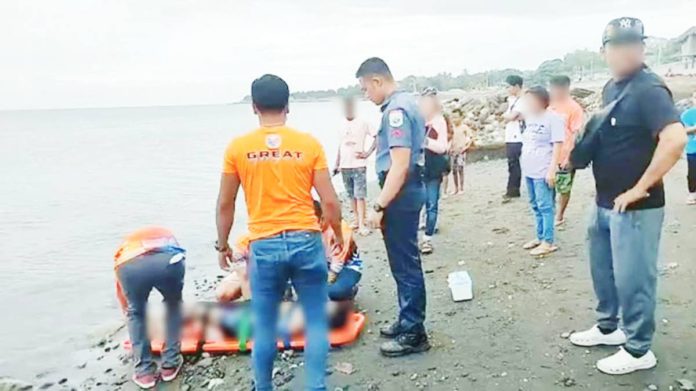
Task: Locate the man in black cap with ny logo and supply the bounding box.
[568,17,687,375]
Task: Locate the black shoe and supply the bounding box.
[380,333,431,357]
[379,321,403,339]
[503,191,521,199]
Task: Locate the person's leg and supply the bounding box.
[328,268,361,301]
[588,207,620,332]
[249,236,291,391]
[382,182,427,335]
[609,208,664,356]
[457,165,465,193]
[506,143,522,197]
[424,178,441,239]
[288,232,329,391]
[354,167,369,230]
[556,171,574,223]
[534,180,556,244]
[687,154,696,194]
[525,177,543,242]
[341,169,358,227]
[152,252,186,370]
[117,257,157,377]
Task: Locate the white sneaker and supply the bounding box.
[596,347,657,375]
[569,325,627,347]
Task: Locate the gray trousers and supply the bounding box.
[117,251,185,375]
[587,206,664,355]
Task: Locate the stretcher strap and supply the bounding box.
[237,309,251,352]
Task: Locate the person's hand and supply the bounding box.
[328,272,338,284]
[355,151,369,159]
[546,168,557,188]
[613,187,649,213]
[217,247,233,271]
[332,235,345,255]
[366,210,384,230]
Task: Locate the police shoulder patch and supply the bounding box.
[388,110,404,127]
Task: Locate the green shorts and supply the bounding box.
[555,169,575,195]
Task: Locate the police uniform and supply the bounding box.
[376,91,427,337]
[587,17,681,357]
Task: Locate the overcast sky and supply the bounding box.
[1,0,694,110]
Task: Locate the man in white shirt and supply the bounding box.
[502,75,526,200]
[333,97,377,235]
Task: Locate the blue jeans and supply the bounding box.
[117,250,185,376]
[328,268,361,301]
[249,231,329,391]
[525,177,556,243]
[424,177,442,237]
[381,178,427,335]
[588,206,664,355]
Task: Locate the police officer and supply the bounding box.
[568,17,686,375]
[356,57,429,357]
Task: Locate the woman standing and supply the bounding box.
[114,226,186,389]
[419,88,449,254]
[520,86,565,256]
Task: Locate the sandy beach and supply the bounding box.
[28,154,691,391]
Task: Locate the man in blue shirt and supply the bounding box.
[568,17,686,376]
[355,57,429,357]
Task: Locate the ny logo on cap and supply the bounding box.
[619,18,632,29]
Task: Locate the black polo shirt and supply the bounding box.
[593,66,680,210]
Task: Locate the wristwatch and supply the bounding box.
[373,202,385,213]
[214,240,230,252]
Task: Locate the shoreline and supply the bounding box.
[10,156,696,391]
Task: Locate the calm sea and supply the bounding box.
[0,101,381,379]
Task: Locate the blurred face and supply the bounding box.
[549,84,570,102]
[602,41,645,77]
[344,101,355,119]
[419,95,440,118]
[524,93,546,113]
[507,84,521,96]
[359,76,387,105]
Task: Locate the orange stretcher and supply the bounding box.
[202,312,366,354]
[123,320,204,355]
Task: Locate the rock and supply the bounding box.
[75,362,87,369]
[677,379,695,391]
[410,373,419,381]
[561,331,571,339]
[561,376,576,387]
[0,377,34,391]
[334,362,355,375]
[647,385,658,391]
[207,378,225,390]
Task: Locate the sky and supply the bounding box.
[1,0,694,110]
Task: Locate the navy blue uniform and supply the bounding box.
[376,91,427,335]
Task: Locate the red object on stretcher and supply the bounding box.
[123,320,204,355]
[202,312,366,354]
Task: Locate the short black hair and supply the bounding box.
[505,75,524,88]
[526,85,550,108]
[251,74,289,112]
[549,75,571,88]
[355,57,393,80]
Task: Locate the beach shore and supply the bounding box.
[18,156,694,391]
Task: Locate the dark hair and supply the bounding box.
[549,75,571,88]
[526,85,550,108]
[251,74,289,112]
[313,200,323,218]
[505,75,524,88]
[355,57,393,80]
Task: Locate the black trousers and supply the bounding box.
[506,142,523,196]
[688,154,696,193]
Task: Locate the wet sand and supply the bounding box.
[53,157,696,391]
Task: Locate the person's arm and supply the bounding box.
[546,114,565,187]
[216,173,241,269]
[333,148,341,175]
[686,125,696,135]
[613,85,686,212]
[312,139,344,249]
[376,148,410,207]
[356,121,378,159]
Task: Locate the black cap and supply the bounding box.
[251,74,289,111]
[602,17,646,45]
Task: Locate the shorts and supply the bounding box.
[341,167,367,199]
[555,169,576,195]
[452,152,466,169]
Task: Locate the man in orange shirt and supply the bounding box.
[549,75,585,226]
[215,74,342,391]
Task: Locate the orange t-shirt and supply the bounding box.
[549,98,585,166]
[222,126,328,241]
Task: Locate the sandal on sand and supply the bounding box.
[420,241,434,255]
[358,227,371,236]
[554,219,566,227]
[530,243,558,256]
[522,239,541,250]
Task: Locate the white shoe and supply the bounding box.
[569,325,627,347]
[596,347,657,375]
